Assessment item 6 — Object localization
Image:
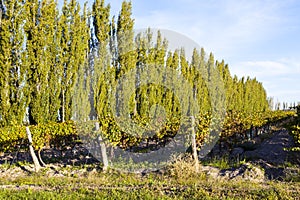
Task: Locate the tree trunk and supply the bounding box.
[26,127,41,172]
[62,90,65,122]
[95,122,109,171]
[38,148,46,167]
[191,116,199,173]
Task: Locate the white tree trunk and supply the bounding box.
[62,90,65,122]
[26,127,41,172]
[191,116,199,173]
[95,122,109,171]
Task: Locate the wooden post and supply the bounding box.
[25,127,41,172]
[191,116,199,173]
[95,122,109,171]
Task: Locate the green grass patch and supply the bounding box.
[0,167,299,199]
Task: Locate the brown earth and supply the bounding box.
[0,126,299,182]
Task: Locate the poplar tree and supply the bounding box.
[92,0,112,120]
[24,0,58,124]
[109,16,118,68]
[72,3,90,121]
[180,48,192,116]
[117,1,136,76]
[194,48,210,113]
[116,1,137,116]
[222,64,234,111]
[0,0,27,126]
[153,30,167,109]
[144,29,156,117]
[163,51,174,117]
[169,49,180,114]
[190,49,201,113]
[243,77,253,114]
[236,77,245,112]
[48,2,62,122]
[58,0,87,122]
[135,29,162,118]
[135,31,149,117]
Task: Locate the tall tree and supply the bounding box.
[0,0,28,126]
[58,0,87,122]
[48,1,63,122]
[116,1,137,116]
[72,3,90,121]
[92,0,112,120]
[116,0,136,76]
[24,0,59,124]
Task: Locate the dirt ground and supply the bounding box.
[0,126,299,181]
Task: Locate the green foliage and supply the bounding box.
[291,126,300,146]
[0,121,76,152]
[0,0,294,154]
[72,4,91,122]
[219,110,295,148]
[288,105,300,150]
[24,0,59,124]
[0,0,28,126]
[92,0,112,120]
[0,125,26,152]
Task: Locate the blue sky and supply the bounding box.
[80,0,300,105]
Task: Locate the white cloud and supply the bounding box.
[230,59,300,102]
[278,58,300,73]
[232,61,292,77]
[132,0,291,62]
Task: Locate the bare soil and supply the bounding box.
[0,126,299,182]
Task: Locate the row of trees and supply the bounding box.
[0,0,270,148]
[267,97,299,111]
[0,0,89,125]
